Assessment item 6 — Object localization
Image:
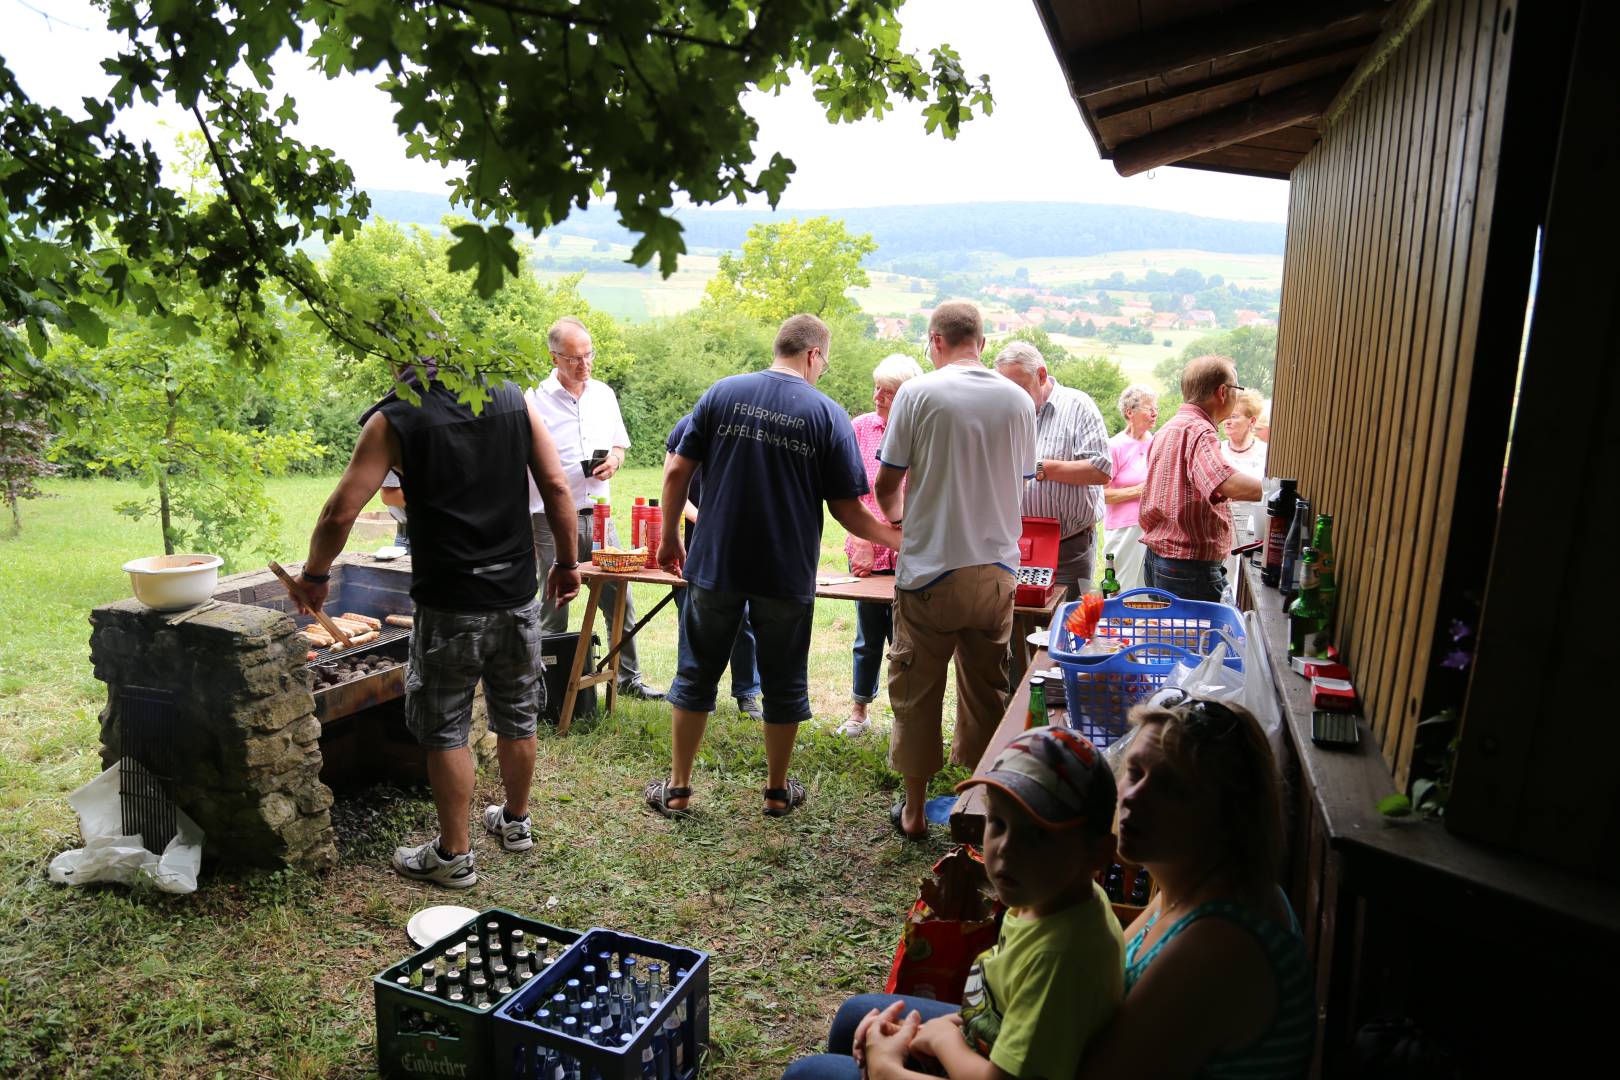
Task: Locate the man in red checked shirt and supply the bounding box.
[1138,355,1264,602]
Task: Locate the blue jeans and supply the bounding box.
[668,584,813,725]
[851,569,894,704]
[672,587,761,700]
[781,994,959,1080]
[1144,548,1227,603]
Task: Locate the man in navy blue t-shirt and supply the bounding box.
[665,413,762,717]
[646,315,901,818]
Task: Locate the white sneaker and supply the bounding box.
[483,804,534,852]
[835,716,873,736]
[393,839,477,889]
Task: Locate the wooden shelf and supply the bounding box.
[1242,559,1620,939]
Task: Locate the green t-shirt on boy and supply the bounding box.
[958,882,1125,1079]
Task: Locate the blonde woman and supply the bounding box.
[1222,388,1268,479]
[840,352,925,737]
[1103,385,1158,593]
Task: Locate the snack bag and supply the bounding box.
[884,845,1003,1004]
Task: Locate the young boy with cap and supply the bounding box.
[782,726,1124,1080]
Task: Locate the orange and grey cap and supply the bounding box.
[955,726,1116,832]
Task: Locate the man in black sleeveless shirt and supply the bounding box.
[290,375,580,888]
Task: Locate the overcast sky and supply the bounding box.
[3,0,1289,223]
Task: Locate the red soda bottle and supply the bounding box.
[631,496,647,551]
[644,499,663,568]
[592,497,609,551]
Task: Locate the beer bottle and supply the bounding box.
[1024,677,1048,729]
[1129,868,1152,905]
[1104,863,1125,903]
[1279,498,1311,610]
[1100,553,1121,599]
[1288,548,1329,659]
[1262,479,1298,586]
[646,962,664,1007]
[1312,513,1337,621]
[663,1009,685,1075]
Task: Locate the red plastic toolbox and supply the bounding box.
[1016,516,1061,607]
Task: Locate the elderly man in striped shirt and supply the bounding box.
[994,341,1114,596]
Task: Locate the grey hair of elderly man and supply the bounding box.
[992,340,1049,408]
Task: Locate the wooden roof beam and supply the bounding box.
[1110,74,1345,177]
[1093,36,1377,124]
[1066,0,1390,99]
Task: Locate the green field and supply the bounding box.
[0,471,968,1077]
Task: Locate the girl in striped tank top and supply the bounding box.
[1076,690,1315,1079]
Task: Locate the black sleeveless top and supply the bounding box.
[364,379,536,610]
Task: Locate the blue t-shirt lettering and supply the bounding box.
[674,371,867,602]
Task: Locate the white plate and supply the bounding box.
[1026,629,1049,648]
[372,545,407,561]
[406,904,479,948]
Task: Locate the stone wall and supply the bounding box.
[88,599,337,872]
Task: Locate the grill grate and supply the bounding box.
[119,685,179,853]
[296,618,411,666]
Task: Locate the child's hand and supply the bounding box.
[865,1010,923,1079]
[852,1000,908,1069]
[907,1013,964,1064]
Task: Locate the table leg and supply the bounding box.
[604,582,630,716]
[558,582,602,736]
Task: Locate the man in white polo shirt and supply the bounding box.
[529,316,663,700]
[874,301,1037,839]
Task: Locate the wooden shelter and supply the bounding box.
[1037,0,1619,1074]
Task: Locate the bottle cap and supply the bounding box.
[648,498,660,506]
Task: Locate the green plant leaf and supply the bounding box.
[1377,794,1413,817]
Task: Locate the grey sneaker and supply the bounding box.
[483,804,534,852]
[736,694,763,718]
[393,839,477,889]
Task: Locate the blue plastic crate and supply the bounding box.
[1048,588,1245,665]
[1044,590,1245,747]
[493,927,710,1080]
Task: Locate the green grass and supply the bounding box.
[0,470,967,1077]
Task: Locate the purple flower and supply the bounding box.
[1440,649,1472,671]
[1450,619,1472,643]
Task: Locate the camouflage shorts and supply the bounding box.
[404,600,545,750]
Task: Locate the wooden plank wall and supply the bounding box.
[1269,0,1515,787]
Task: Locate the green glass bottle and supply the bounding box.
[1025,676,1049,729]
[1288,547,1329,659]
[1100,553,1121,599]
[1312,514,1337,622]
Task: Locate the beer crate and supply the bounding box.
[374,908,580,1080]
[493,927,711,1080]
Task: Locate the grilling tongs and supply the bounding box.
[268,561,354,647]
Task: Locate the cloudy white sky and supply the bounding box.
[3,0,1289,223]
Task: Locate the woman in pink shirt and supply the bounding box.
[840,353,924,737]
[1102,385,1159,593]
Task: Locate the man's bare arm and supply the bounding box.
[306,414,397,578]
[874,464,906,524]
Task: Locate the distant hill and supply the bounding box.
[365,190,1285,264]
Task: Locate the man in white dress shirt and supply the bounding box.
[528,317,663,700]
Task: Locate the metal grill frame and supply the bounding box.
[118,685,179,853]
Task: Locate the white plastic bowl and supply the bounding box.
[122,553,224,611]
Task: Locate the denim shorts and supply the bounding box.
[667,584,814,725]
[1143,549,1227,603]
[404,600,545,749]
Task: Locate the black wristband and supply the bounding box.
[303,571,331,584]
[554,561,579,570]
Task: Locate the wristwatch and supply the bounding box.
[1035,459,1047,482]
[554,561,579,570]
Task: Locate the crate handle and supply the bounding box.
[1112,587,1180,608]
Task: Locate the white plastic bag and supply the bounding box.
[1239,611,1287,757]
[1168,640,1246,702]
[48,763,203,894]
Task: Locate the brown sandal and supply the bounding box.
[644,777,693,818]
[762,778,807,817]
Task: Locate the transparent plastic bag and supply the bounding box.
[1168,640,1246,701]
[48,763,203,894]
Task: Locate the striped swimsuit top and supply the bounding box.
[1124,889,1315,1079]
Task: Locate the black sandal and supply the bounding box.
[644,777,693,819]
[762,778,807,818]
[890,800,930,841]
